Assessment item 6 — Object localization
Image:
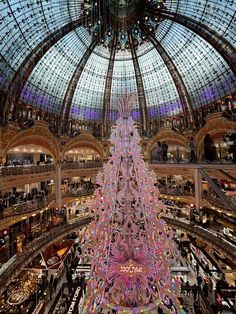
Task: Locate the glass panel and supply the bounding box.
[70,47,110,121]
[20,27,91,114]
[111,56,139,121]
[0,0,235,118]
[156,22,236,108]
[165,0,236,46]
[138,48,182,119]
[0,0,85,87]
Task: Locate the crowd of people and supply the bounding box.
[157,178,195,196]
[154,130,236,163]
[47,245,87,314]
[0,157,53,168]
[63,178,95,197]
[156,141,169,161]
[0,187,47,216]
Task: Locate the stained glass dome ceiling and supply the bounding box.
[0,0,236,124]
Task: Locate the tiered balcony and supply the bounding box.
[0,162,102,190]
[0,214,93,294]
[0,214,235,294]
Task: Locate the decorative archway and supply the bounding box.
[147,127,189,160]
[62,132,106,160]
[2,121,60,162]
[195,113,236,160]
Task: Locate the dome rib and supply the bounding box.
[129,35,149,135]
[141,26,195,126]
[159,10,236,76]
[102,35,118,137]
[8,19,83,119]
[60,38,98,131]
[0,0,235,127]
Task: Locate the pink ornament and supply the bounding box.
[83,94,182,313]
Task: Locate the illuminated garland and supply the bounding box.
[83,95,182,313]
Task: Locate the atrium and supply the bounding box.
[0,0,236,313]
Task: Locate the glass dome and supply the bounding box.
[0,0,235,125]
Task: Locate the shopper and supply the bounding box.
[225,131,236,163]
[81,274,87,295]
[59,303,66,314]
[203,282,209,297]
[49,274,54,287]
[197,275,203,286]
[196,262,199,275]
[53,276,58,292]
[185,280,190,296]
[211,303,218,313]
[204,134,217,162]
[49,285,53,300]
[156,141,162,162]
[189,136,196,163]
[192,284,198,300]
[162,142,168,161]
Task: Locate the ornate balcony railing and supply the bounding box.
[62,189,94,198]
[159,186,194,196]
[163,215,236,261]
[2,195,55,219]
[61,161,102,170]
[0,162,102,177]
[0,213,235,295]
[0,164,55,177]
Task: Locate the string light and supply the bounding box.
[83,94,182,312]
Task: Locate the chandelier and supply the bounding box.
[80,0,166,51]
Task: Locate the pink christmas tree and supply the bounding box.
[83,95,182,313]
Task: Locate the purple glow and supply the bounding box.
[131,109,140,119]
[109,110,118,121]
[199,87,217,104]
[70,106,101,120]
[21,87,57,109]
[197,77,236,105]
[148,100,182,117]
[0,75,5,85]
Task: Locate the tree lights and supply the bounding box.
[83,94,182,313]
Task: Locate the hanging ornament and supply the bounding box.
[83,94,182,313]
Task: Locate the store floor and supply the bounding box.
[44,271,68,314]
[42,253,234,314]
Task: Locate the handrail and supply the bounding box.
[204,194,236,212]
[150,163,236,169]
[0,162,102,177]
[0,191,95,227]
[163,216,236,261]
[0,164,55,177]
[159,186,194,196]
[61,161,102,170]
[62,189,94,198]
[2,195,55,219]
[0,214,93,294]
[200,169,236,211]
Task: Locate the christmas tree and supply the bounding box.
[83,94,182,313]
